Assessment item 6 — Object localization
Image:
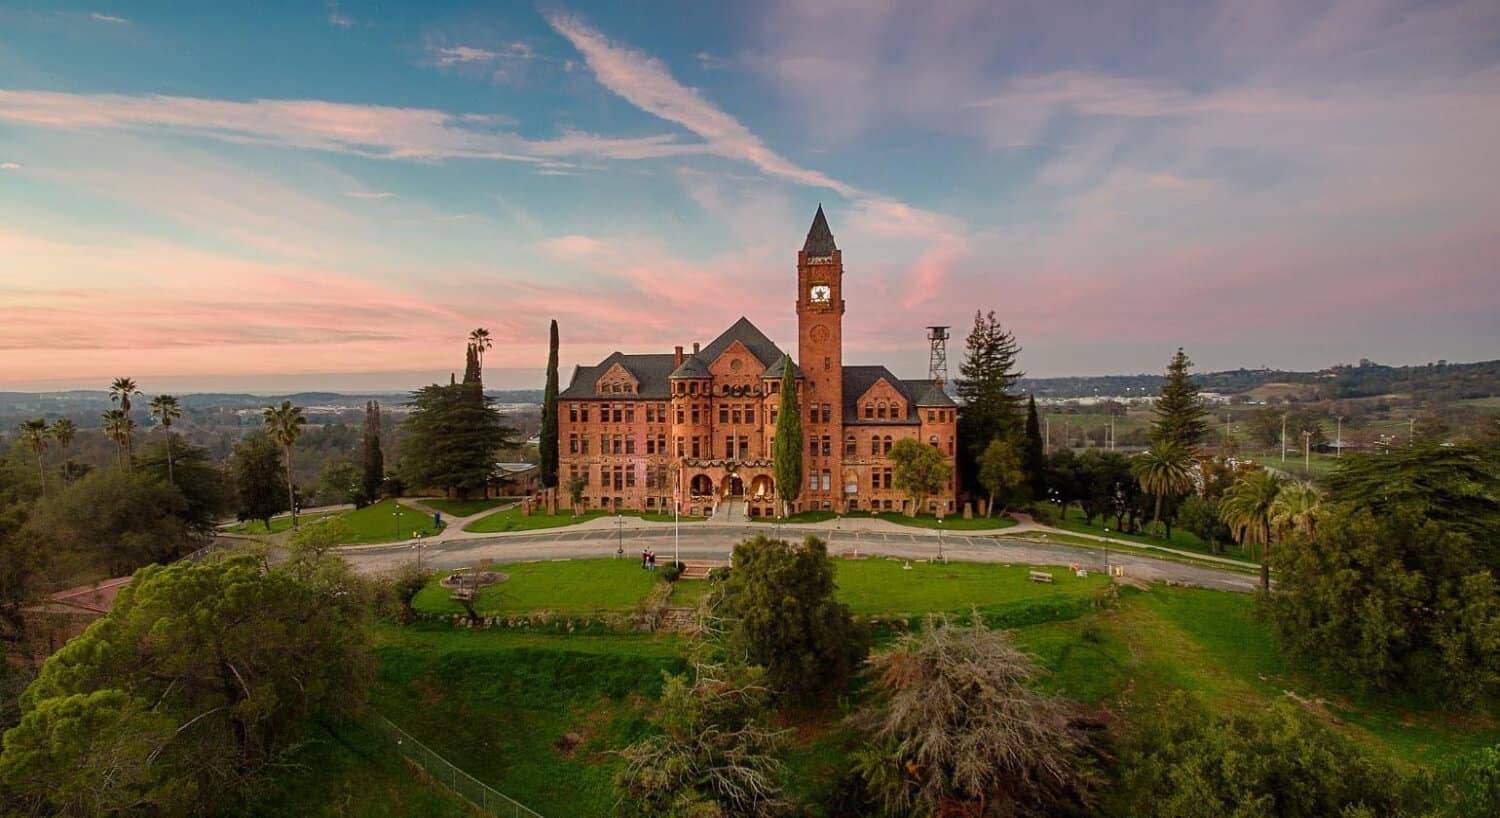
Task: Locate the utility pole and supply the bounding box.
[1281,413,1288,463]
[1336,416,1343,457]
[1044,416,1050,453]
[1409,416,1415,443]
[1303,430,1312,474]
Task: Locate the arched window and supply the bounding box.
[891,402,902,417]
[844,434,857,455]
[864,403,874,419]
[876,401,887,419]
[882,435,893,454]
[870,436,880,456]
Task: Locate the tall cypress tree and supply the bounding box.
[1023,394,1045,498]
[955,310,1025,486]
[540,319,560,488]
[772,356,803,518]
[361,400,383,506]
[1151,347,1209,448]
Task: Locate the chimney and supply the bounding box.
[692,342,700,354]
[674,346,684,368]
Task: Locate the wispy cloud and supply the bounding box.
[0,89,703,164]
[343,190,394,199]
[326,1,353,29]
[88,12,128,25]
[433,45,503,65]
[0,162,20,170]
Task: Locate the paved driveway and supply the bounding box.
[340,524,1257,593]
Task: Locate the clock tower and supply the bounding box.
[796,204,844,509]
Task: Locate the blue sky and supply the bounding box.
[2,0,1498,391]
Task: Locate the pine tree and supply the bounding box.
[772,356,803,517]
[955,310,1025,485]
[1151,348,1209,448]
[361,400,383,506]
[1023,395,1046,498]
[401,342,516,498]
[540,319,560,489]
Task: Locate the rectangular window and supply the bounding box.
[770,382,779,394]
[569,434,579,454]
[676,407,686,424]
[581,437,590,454]
[731,406,741,424]
[626,467,636,488]
[692,438,701,458]
[821,403,832,423]
[809,407,819,424]
[821,435,832,456]
[569,404,579,423]
[745,406,755,424]
[676,437,685,457]
[809,439,819,456]
[738,436,749,459]
[580,406,590,423]
[626,405,635,423]
[724,439,734,459]
[625,437,636,455]
[691,406,701,425]
[769,408,778,424]
[613,406,623,423]
[719,405,729,424]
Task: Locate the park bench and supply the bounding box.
[1028,570,1054,584]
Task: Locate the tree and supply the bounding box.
[1325,443,1500,567]
[771,355,803,517]
[889,437,952,517]
[48,418,77,484]
[614,661,788,818]
[399,382,514,499]
[540,319,560,489]
[955,310,1024,482]
[1119,691,1402,818]
[849,615,1096,817]
[101,408,134,468]
[1220,468,1283,589]
[1177,495,1229,552]
[1131,439,1194,535]
[468,327,492,370]
[17,419,48,499]
[977,436,1026,517]
[361,400,383,506]
[108,376,141,457]
[1266,508,1500,705]
[720,535,865,695]
[1023,394,1046,498]
[232,431,289,530]
[565,473,587,514]
[317,459,362,507]
[148,393,182,486]
[0,556,372,815]
[1150,348,1209,448]
[138,438,227,535]
[21,467,196,575]
[1269,480,1321,540]
[263,400,307,528]
[1425,744,1500,818]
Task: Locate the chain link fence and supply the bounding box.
[372,713,544,818]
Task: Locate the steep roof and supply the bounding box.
[559,352,679,399]
[906,380,957,407]
[763,355,803,379]
[802,204,837,255]
[839,366,956,424]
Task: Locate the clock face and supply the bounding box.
[810,284,832,303]
[810,324,831,343]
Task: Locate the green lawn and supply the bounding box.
[464,507,611,533]
[667,579,713,608]
[834,558,1106,616]
[750,510,838,524]
[222,510,337,535]
[415,497,515,517]
[1053,505,1247,559]
[413,559,663,616]
[860,511,1017,530]
[334,499,444,544]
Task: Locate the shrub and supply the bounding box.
[1119,691,1404,818]
[662,562,684,582]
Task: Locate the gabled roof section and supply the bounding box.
[763,356,802,379]
[697,316,788,370]
[558,352,679,399]
[802,204,837,256]
[842,365,917,424]
[669,356,712,379]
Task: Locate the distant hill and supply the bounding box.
[1017,358,1500,401]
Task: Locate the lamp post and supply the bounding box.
[393,504,404,539]
[410,536,427,573]
[615,514,624,559]
[936,515,945,564]
[1102,526,1110,576]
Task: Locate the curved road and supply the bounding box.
[339,524,1257,593]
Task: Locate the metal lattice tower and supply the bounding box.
[927,326,951,387]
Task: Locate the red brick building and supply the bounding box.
[558,207,958,517]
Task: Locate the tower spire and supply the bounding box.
[802,204,837,255]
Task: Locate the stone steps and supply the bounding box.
[679,559,727,580]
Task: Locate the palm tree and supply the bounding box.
[49,418,77,483]
[1220,469,1284,589]
[150,394,183,485]
[263,400,307,529]
[108,377,141,458]
[1270,481,1321,541]
[101,409,134,468]
[18,419,49,498]
[1130,440,1195,535]
[468,328,492,370]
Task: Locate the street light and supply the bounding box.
[615,514,624,559]
[1102,526,1110,576]
[936,516,945,564]
[410,537,427,572]
[392,504,404,539]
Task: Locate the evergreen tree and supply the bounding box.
[1150,347,1209,448]
[231,431,287,531]
[401,343,515,498]
[361,400,383,505]
[772,356,803,517]
[1023,395,1046,498]
[540,319,560,489]
[955,310,1025,485]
